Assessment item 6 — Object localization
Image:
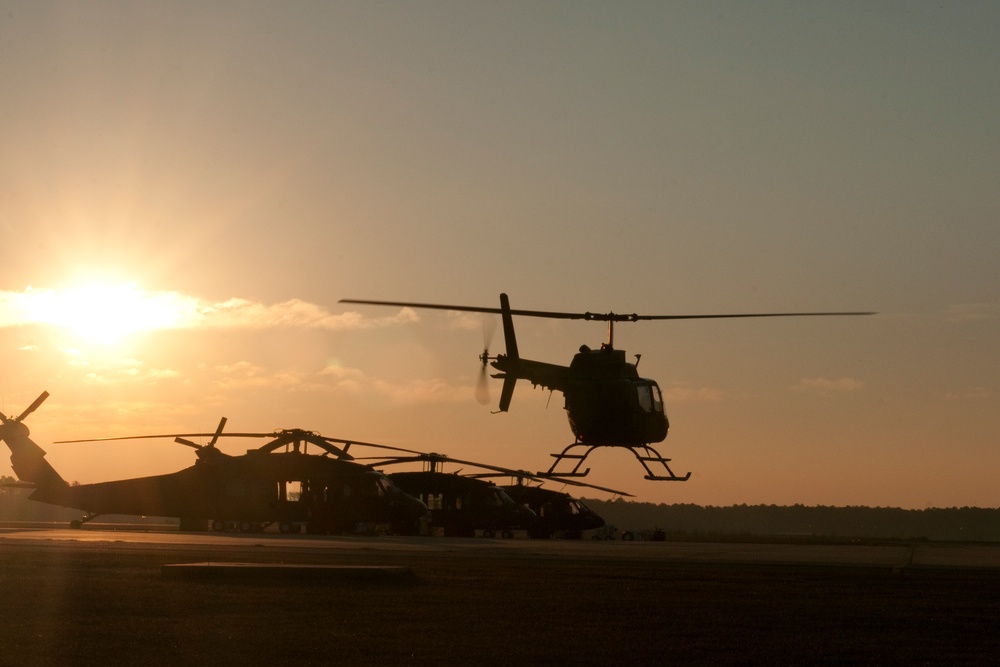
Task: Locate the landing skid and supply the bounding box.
[542,442,692,482]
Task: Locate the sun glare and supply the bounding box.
[23,283,186,345]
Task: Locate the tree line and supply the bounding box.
[582,498,1000,542]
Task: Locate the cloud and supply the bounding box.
[943,303,1000,323]
[793,377,865,394]
[0,287,418,333]
[945,387,993,401]
[371,377,472,404]
[662,386,725,402]
[320,360,471,404]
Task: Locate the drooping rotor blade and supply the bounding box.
[55,431,255,444]
[364,451,634,497]
[55,429,420,454]
[313,436,424,456]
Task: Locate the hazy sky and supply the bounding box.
[1,2,997,508]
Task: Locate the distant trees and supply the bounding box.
[582,499,1000,542]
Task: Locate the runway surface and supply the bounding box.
[2,524,1000,570]
[2,526,999,665]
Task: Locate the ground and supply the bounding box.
[0,533,997,666]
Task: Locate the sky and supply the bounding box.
[1,2,998,509]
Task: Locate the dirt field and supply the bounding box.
[0,536,998,666]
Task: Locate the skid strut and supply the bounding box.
[542,442,691,482]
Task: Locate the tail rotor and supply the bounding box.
[475,316,497,405]
[175,417,228,460]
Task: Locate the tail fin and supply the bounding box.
[499,293,519,361]
[0,392,68,489]
[497,294,519,412]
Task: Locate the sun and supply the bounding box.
[23,282,187,345]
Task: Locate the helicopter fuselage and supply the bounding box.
[26,452,425,532]
[0,396,427,533]
[502,484,606,538]
[389,470,536,537]
[492,344,669,447]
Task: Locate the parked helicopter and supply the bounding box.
[0,392,427,533]
[496,484,607,539]
[342,294,874,481]
[365,451,631,538]
[388,469,533,538]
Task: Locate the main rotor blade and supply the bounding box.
[174,437,203,450]
[54,431,262,444]
[15,391,49,423]
[207,417,228,447]
[341,298,876,322]
[633,311,877,321]
[367,450,634,497]
[316,438,425,456]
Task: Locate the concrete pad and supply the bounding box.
[161,562,417,584]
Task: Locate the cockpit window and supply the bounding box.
[651,383,663,412]
[360,472,390,497]
[489,487,516,507]
[637,382,664,413]
[637,384,653,412]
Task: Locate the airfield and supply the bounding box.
[1,525,998,665]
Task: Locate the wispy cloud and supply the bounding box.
[321,360,471,404]
[662,386,725,402]
[945,386,993,401]
[195,298,418,330]
[793,377,865,394]
[0,287,417,332]
[943,303,1000,323]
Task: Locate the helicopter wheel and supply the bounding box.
[278,521,301,534]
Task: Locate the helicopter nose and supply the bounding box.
[401,492,428,519]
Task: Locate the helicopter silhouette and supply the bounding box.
[363,451,631,538]
[342,294,874,481]
[0,392,427,533]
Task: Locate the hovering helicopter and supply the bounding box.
[0,392,427,533]
[366,451,631,539]
[342,294,874,481]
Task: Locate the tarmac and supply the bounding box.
[3,523,1000,571]
[2,524,998,665]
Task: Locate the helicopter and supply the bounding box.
[0,392,427,533]
[365,452,536,537]
[495,485,607,539]
[341,294,875,481]
[365,451,632,539]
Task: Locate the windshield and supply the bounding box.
[636,382,664,413]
